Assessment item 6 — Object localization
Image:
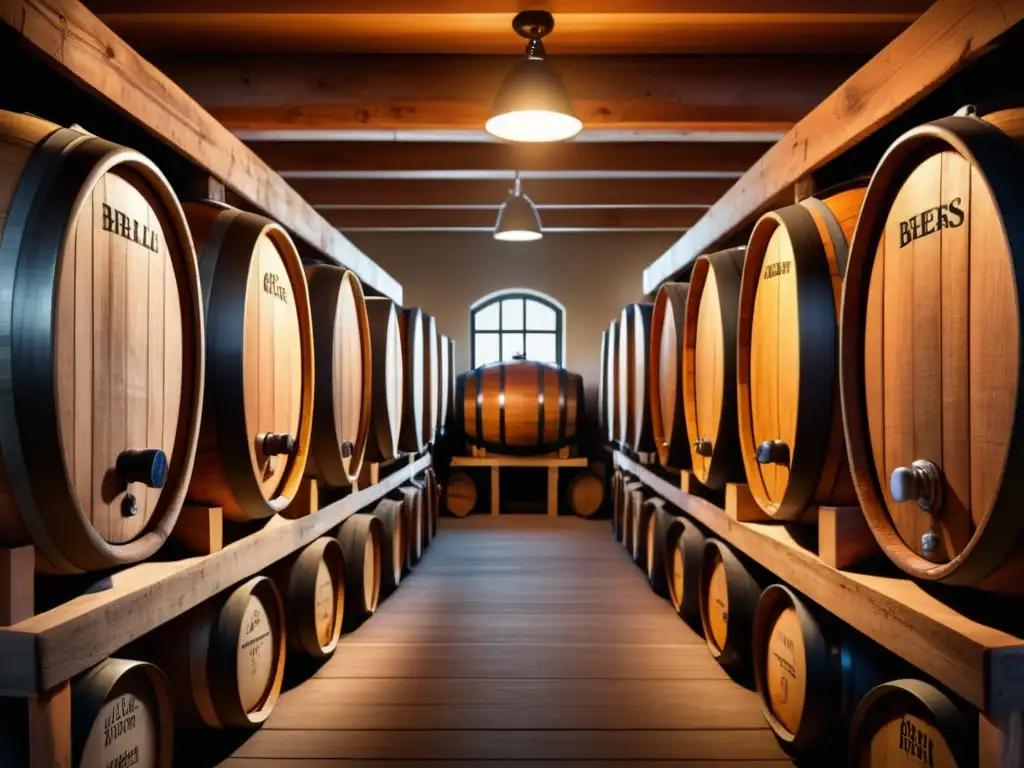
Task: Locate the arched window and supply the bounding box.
[470,289,566,367]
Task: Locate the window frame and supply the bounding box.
[470,289,566,368]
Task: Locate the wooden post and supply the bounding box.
[29,681,72,768]
[725,483,772,523]
[818,506,879,570]
[547,466,559,516]
[0,545,35,626]
[981,712,1024,767]
[490,466,500,516]
[172,506,224,554]
[183,173,226,203]
[793,174,817,202]
[281,477,319,519]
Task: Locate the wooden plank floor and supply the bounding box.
[219,515,793,766]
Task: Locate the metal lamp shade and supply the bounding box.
[494,191,543,241]
[485,57,582,143]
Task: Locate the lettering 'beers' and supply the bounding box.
[898,197,965,248]
[101,203,160,253]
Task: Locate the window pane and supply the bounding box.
[526,333,557,364]
[474,333,500,366]
[501,332,525,361]
[525,299,557,331]
[502,299,524,330]
[475,302,499,330]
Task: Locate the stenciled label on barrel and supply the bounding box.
[237,594,276,713]
[362,536,377,609]
[706,557,730,652]
[313,557,338,648]
[671,546,684,608]
[765,606,806,734]
[80,686,159,768]
[863,714,957,768]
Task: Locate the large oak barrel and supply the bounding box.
[699,539,763,677]
[337,513,382,628]
[424,313,440,446]
[618,303,655,453]
[184,201,314,522]
[305,265,371,487]
[270,536,345,659]
[668,519,706,626]
[363,297,404,463]
[631,491,654,565]
[738,186,865,521]
[847,680,975,767]
[456,360,584,455]
[73,658,174,768]
[840,108,1024,592]
[650,283,692,469]
[398,307,426,453]
[606,319,620,443]
[683,248,746,490]
[0,113,204,574]
[752,584,881,758]
[439,333,451,436]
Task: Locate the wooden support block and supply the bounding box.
[356,461,381,490]
[547,466,559,517]
[29,681,71,768]
[725,483,772,523]
[172,505,224,554]
[281,477,319,519]
[818,505,879,570]
[0,545,35,626]
[980,712,1024,767]
[490,466,500,516]
[183,173,226,203]
[793,173,817,202]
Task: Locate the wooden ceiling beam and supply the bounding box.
[155,54,864,133]
[323,207,704,231]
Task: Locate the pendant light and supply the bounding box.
[486,10,582,143]
[494,172,543,241]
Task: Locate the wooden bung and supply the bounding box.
[372,497,405,595]
[0,112,204,574]
[423,313,440,447]
[682,248,746,490]
[363,297,404,463]
[617,303,656,453]
[445,471,476,518]
[456,360,584,455]
[184,200,314,523]
[668,519,706,627]
[847,679,975,767]
[839,107,1024,592]
[645,498,677,597]
[72,658,174,768]
[606,319,620,444]
[752,583,882,759]
[699,539,763,677]
[270,536,345,659]
[738,183,865,521]
[304,265,372,488]
[568,470,604,518]
[398,307,426,453]
[650,283,692,470]
[336,513,382,628]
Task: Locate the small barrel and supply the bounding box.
[650,283,692,469]
[682,248,746,490]
[398,307,426,454]
[669,519,706,626]
[645,498,676,596]
[73,658,174,768]
[410,474,431,552]
[446,471,476,517]
[598,329,609,438]
[617,303,656,453]
[337,513,382,627]
[305,265,371,487]
[632,492,654,566]
[425,467,441,540]
[185,200,314,522]
[423,313,440,446]
[439,334,451,436]
[738,185,865,520]
[397,484,424,566]
[271,536,345,659]
[841,108,1024,592]
[752,583,882,758]
[363,297,404,463]
[445,337,457,434]
[622,481,644,553]
[138,575,286,728]
[606,319,620,443]
[610,468,624,538]
[847,679,975,767]
[699,539,763,676]
[568,470,604,518]
[456,360,584,455]
[372,498,405,595]
[0,113,204,573]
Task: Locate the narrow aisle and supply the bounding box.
[223,515,793,766]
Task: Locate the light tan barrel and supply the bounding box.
[271,536,345,659]
[847,679,975,767]
[568,470,604,518]
[439,333,451,436]
[0,112,204,574]
[398,307,426,453]
[598,328,609,439]
[606,319,620,443]
[644,498,678,596]
[424,313,440,446]
[372,497,405,595]
[650,283,692,469]
[446,471,477,517]
[73,658,174,768]
[699,539,763,677]
[668,518,706,626]
[364,297,403,463]
[185,200,314,522]
[840,108,1024,592]
[738,185,865,521]
[337,513,382,628]
[617,303,655,452]
[305,265,371,487]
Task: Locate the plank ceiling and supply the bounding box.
[85,1,932,235]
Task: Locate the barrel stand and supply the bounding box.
[450,455,589,516]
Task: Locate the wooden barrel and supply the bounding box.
[840,108,1024,592]
[622,481,644,553]
[446,337,457,434]
[305,265,371,487]
[752,583,881,758]
[650,283,692,469]
[682,248,746,490]
[372,498,405,595]
[184,200,314,522]
[456,360,584,455]
[0,113,204,574]
[439,334,451,436]
[423,313,440,446]
[699,539,762,676]
[398,307,426,453]
[632,491,654,565]
[738,186,865,521]
[363,297,404,463]
[618,303,656,453]
[645,498,677,596]
[598,328,609,439]
[337,513,382,627]
[668,519,706,626]
[397,485,424,566]
[606,319,620,443]
[568,470,604,518]
[426,467,441,539]
[139,575,286,728]
[73,658,174,768]
[446,471,476,517]
[410,474,432,552]
[271,536,344,659]
[610,468,624,538]
[847,679,975,767]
